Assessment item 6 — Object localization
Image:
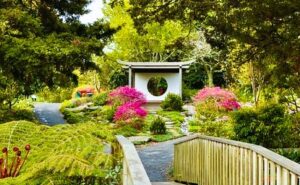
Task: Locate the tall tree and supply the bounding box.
[0,0,114,108]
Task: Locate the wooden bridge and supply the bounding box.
[115,134,300,185]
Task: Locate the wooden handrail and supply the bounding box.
[116,135,151,185]
[174,134,300,185]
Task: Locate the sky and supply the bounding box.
[79,0,105,24]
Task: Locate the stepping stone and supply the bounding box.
[128,136,151,143]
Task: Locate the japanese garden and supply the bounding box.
[0,0,300,184]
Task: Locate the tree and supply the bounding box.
[119,0,300,102]
[104,2,195,62]
[0,0,114,108]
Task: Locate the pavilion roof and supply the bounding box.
[117,60,195,69]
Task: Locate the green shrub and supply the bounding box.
[195,100,221,121]
[150,116,166,134]
[190,120,234,138]
[62,109,84,124]
[160,93,183,111]
[93,92,108,106]
[101,106,116,122]
[114,125,138,136]
[232,103,292,148]
[0,100,36,123]
[182,88,198,102]
[157,110,185,126]
[60,97,92,111]
[37,87,73,103]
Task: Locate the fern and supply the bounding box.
[0,121,115,184]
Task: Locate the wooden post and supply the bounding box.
[179,65,182,98]
[128,65,132,87]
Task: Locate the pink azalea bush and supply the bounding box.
[109,86,148,129]
[109,86,146,106]
[114,102,147,122]
[194,87,240,111]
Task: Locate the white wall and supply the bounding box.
[134,73,180,102]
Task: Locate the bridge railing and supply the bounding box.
[174,134,300,185]
[115,135,151,185]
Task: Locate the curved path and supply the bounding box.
[34,103,65,125]
[137,136,192,182]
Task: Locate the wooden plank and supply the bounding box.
[282,169,289,185]
[276,165,281,185]
[270,162,275,185]
[290,173,297,185]
[264,158,269,185]
[253,152,258,185]
[116,135,152,185]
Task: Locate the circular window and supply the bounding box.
[147,77,168,96]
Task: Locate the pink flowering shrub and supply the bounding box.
[114,102,147,122]
[109,86,148,129]
[194,87,240,111]
[109,86,146,106]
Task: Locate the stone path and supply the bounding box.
[137,136,193,182]
[34,103,65,125]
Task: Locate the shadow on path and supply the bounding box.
[34,103,65,125]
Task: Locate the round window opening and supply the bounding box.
[147,77,168,96]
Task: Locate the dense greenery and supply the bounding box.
[150,116,167,135]
[161,93,183,111]
[0,121,117,184]
[0,0,114,109]
[232,104,292,148]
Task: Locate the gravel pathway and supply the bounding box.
[137,136,192,182]
[34,103,65,125]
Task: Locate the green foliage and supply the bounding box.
[150,117,166,134]
[101,106,116,122]
[0,121,115,184]
[0,0,114,105]
[150,132,175,142]
[160,93,183,111]
[93,92,108,106]
[189,120,234,138]
[114,125,138,137]
[157,111,185,127]
[60,97,92,111]
[62,109,85,124]
[0,100,36,124]
[232,104,292,148]
[182,86,198,102]
[195,99,221,122]
[37,87,73,103]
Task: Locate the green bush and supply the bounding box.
[150,116,166,134]
[190,120,234,138]
[101,106,116,122]
[232,103,292,148]
[60,97,92,111]
[182,87,198,102]
[93,92,108,106]
[37,87,73,103]
[160,93,183,111]
[62,109,84,124]
[0,100,36,123]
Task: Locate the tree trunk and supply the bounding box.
[204,65,214,87]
